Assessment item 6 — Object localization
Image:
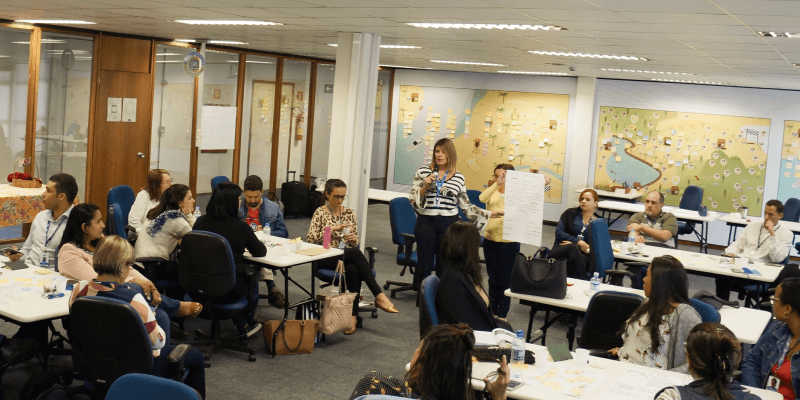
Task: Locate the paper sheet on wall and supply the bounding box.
[122,98,137,122]
[502,170,543,246]
[106,97,121,122]
[198,106,237,150]
[594,368,691,400]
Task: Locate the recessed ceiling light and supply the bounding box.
[497,71,569,75]
[430,60,505,66]
[327,44,420,49]
[156,60,183,63]
[652,78,726,85]
[13,39,66,44]
[601,68,692,75]
[16,19,95,25]
[530,51,648,61]
[379,64,433,69]
[175,39,249,45]
[757,31,800,38]
[408,23,564,30]
[156,53,182,56]
[174,20,282,26]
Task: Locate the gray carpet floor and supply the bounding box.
[0,202,730,399]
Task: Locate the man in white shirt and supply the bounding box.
[4,173,77,266]
[715,199,793,299]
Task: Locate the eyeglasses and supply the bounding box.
[332,195,346,201]
[770,296,780,304]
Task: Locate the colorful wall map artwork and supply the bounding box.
[593,107,770,213]
[777,120,800,203]
[393,86,570,203]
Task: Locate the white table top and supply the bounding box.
[243,233,343,268]
[0,262,70,323]
[598,200,721,222]
[718,213,800,234]
[368,188,408,203]
[717,306,773,345]
[470,343,780,400]
[0,183,45,198]
[575,188,641,201]
[613,242,782,283]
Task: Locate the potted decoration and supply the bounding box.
[8,156,42,188]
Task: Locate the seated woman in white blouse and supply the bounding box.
[128,168,172,235]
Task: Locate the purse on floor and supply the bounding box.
[509,253,567,299]
[263,319,318,355]
[318,260,357,335]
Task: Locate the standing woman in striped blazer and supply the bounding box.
[410,138,502,278]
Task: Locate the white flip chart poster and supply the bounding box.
[502,170,544,246]
[594,368,691,400]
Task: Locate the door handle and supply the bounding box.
[137,152,145,158]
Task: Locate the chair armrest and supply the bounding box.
[604,269,634,278]
[167,343,192,381]
[135,257,169,279]
[400,233,416,246]
[136,257,168,264]
[365,247,378,268]
[244,264,260,276]
[622,261,649,268]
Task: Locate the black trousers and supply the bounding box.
[549,243,591,280]
[414,214,460,278]
[318,247,381,316]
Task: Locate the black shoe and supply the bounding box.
[238,322,262,338]
[267,287,287,308]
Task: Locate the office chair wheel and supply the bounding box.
[204,354,211,361]
[390,292,396,299]
[383,283,390,290]
[248,354,256,362]
[371,310,378,319]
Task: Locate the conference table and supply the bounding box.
[367,188,407,204]
[719,212,800,245]
[597,200,721,252]
[574,188,641,203]
[0,259,70,323]
[507,278,772,350]
[470,342,780,400]
[244,232,343,356]
[0,183,45,228]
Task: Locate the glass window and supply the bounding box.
[197,50,239,194]
[370,68,392,189]
[240,54,277,194]
[151,44,195,187]
[311,63,335,185]
[35,32,93,202]
[277,59,312,191]
[0,27,33,240]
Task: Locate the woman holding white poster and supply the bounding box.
[409,138,501,278]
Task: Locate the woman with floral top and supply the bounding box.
[307,179,398,335]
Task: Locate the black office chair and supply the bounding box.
[314,247,380,327]
[577,291,644,358]
[179,231,257,362]
[384,198,419,298]
[70,297,191,397]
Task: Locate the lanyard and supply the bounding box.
[435,169,449,204]
[756,225,778,250]
[44,216,66,248]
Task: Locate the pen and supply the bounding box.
[44,293,64,299]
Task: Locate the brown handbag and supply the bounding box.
[318,260,357,335]
[263,319,318,355]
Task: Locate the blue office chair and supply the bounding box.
[419,275,439,338]
[179,231,256,362]
[466,189,485,210]
[588,218,633,285]
[578,291,644,357]
[107,373,202,400]
[384,198,419,298]
[70,297,192,397]
[315,247,380,325]
[107,203,129,241]
[783,198,800,222]
[689,298,721,323]
[676,185,704,249]
[107,185,135,226]
[210,176,229,191]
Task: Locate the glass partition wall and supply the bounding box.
[311,64,334,185]
[276,59,312,192]
[240,54,277,195]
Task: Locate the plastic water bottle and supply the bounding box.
[323,226,332,249]
[263,223,271,244]
[590,272,600,291]
[627,230,637,253]
[192,206,201,218]
[511,329,526,379]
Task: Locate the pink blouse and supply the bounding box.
[58,242,147,283]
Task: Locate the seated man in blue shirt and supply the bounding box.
[239,175,289,307]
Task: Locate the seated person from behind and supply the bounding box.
[609,255,701,373]
[550,188,601,280]
[133,184,196,263]
[349,323,509,400]
[4,173,77,265]
[69,235,206,399]
[436,221,512,332]
[627,191,678,248]
[239,174,287,307]
[656,322,758,400]
[129,168,172,235]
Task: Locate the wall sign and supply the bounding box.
[183,52,205,77]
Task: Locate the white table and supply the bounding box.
[598,200,721,252]
[244,233,343,356]
[718,212,800,245]
[367,188,408,204]
[0,262,70,323]
[470,343,780,400]
[506,278,771,348]
[575,188,642,202]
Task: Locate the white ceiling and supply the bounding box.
[2,0,800,89]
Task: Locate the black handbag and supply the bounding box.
[509,253,567,299]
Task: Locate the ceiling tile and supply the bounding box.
[619,12,739,25]
[590,0,725,14]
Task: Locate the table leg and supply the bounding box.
[701,221,708,254]
[271,268,291,358]
[526,306,536,343]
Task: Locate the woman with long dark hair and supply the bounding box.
[129,168,172,235]
[133,184,195,268]
[742,277,800,399]
[610,255,701,372]
[350,323,510,400]
[657,322,758,400]
[436,221,512,332]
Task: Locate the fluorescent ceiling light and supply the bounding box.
[431,60,505,66]
[157,53,181,56]
[176,39,249,45]
[45,50,88,54]
[793,63,800,67]
[227,60,274,64]
[408,23,564,30]
[497,71,569,75]
[757,31,800,38]
[380,64,433,69]
[16,19,95,25]
[13,39,66,44]
[75,56,92,60]
[174,20,282,26]
[652,78,725,85]
[156,60,182,63]
[602,68,692,75]
[0,55,8,58]
[529,50,648,61]
[327,43,420,49]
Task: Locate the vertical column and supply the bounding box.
[566,76,597,206]
[327,32,381,249]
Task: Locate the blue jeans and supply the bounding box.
[483,239,520,318]
[414,214,460,277]
[152,345,206,398]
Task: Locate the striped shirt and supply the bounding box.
[409,166,490,230]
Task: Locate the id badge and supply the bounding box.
[338,240,346,249]
[40,253,49,266]
[766,374,781,391]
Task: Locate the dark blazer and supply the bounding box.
[436,266,497,332]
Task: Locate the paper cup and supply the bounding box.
[575,348,590,366]
[637,242,645,253]
[56,280,67,292]
[534,348,549,371]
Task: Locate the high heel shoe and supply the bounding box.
[375,294,399,313]
[345,316,357,335]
